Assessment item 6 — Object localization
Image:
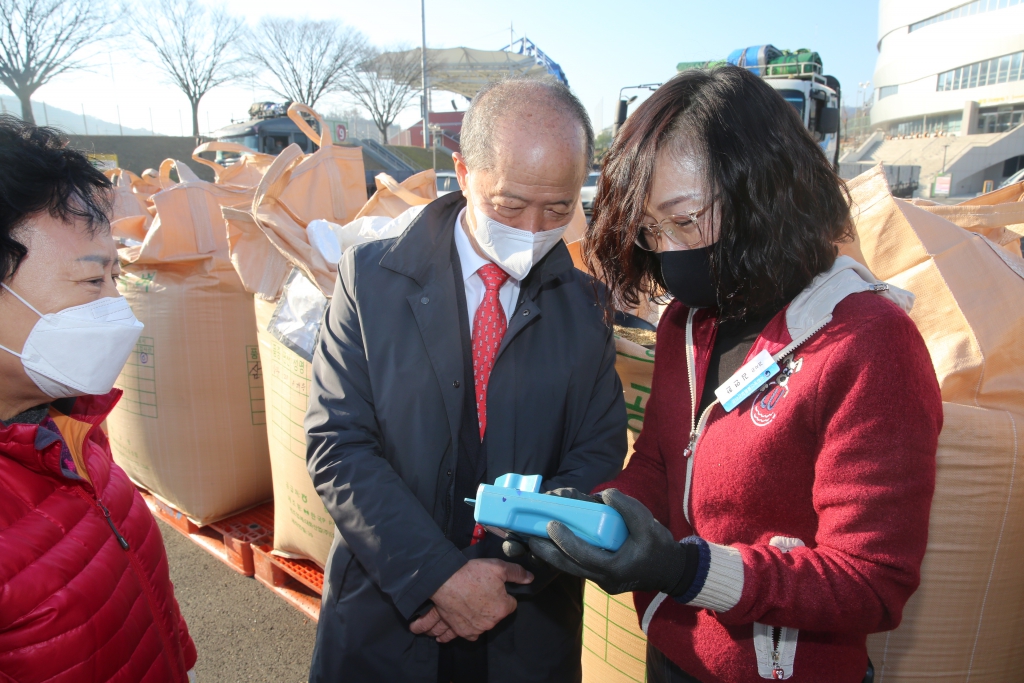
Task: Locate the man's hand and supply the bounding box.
[409,559,533,641]
[407,606,457,643]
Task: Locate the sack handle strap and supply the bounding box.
[158,158,202,187]
[252,143,306,214]
[106,168,143,188]
[376,173,432,206]
[287,103,332,148]
[191,141,257,178]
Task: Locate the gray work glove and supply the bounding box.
[502,538,528,558]
[528,488,694,596]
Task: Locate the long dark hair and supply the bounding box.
[584,66,852,322]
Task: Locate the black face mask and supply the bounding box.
[656,247,718,309]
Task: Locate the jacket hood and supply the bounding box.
[784,256,914,345]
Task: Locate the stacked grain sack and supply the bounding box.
[226,103,435,565]
[844,166,1024,683]
[107,154,274,525]
[568,231,658,682]
[583,332,655,683]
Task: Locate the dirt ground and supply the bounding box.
[157,519,318,683]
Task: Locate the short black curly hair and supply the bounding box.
[0,115,112,282]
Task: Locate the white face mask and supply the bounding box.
[471,205,570,281]
[0,284,144,398]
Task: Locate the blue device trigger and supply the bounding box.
[491,473,542,493]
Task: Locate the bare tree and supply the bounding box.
[247,18,367,109]
[0,0,116,124]
[347,47,425,144]
[130,0,244,137]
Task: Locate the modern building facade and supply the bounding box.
[872,0,1024,138]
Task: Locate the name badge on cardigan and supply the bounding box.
[715,349,780,412]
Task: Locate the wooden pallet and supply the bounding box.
[139,487,327,620]
[252,544,323,622]
[140,488,274,577]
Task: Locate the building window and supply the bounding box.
[889,119,924,137]
[978,104,1024,134]
[887,112,963,137]
[1004,155,1024,177]
[910,0,1022,32]
[931,113,963,135]
[937,51,1024,91]
[878,85,899,100]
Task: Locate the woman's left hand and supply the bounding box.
[529,488,692,595]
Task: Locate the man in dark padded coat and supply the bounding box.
[305,77,627,683]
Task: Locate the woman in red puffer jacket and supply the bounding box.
[0,117,196,683]
[529,68,942,683]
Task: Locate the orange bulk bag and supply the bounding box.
[107,159,271,525]
[845,165,1024,683]
[353,170,436,220]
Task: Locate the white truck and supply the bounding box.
[680,46,841,166]
[617,46,842,166]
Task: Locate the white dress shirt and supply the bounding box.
[454,208,520,336]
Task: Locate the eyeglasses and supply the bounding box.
[633,203,714,252]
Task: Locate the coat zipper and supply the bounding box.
[681,311,832,527]
[74,487,188,681]
[96,498,130,550]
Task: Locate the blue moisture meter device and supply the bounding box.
[464,473,628,552]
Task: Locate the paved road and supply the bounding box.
[157,520,317,683]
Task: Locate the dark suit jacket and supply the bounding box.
[305,192,627,682]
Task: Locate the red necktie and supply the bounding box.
[472,263,510,441]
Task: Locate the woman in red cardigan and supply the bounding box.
[529,67,942,683]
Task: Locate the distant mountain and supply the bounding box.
[0,96,156,136]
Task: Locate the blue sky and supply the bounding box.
[24,0,882,136]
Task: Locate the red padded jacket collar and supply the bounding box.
[0,389,121,485]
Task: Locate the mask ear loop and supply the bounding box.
[1,283,45,317]
[0,283,44,359]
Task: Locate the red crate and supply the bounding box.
[252,544,322,622]
[138,486,328,620]
[139,487,273,576]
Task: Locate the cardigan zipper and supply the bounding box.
[771,315,833,364]
[681,310,832,527]
[682,308,720,526]
[683,308,717,460]
[771,627,784,679]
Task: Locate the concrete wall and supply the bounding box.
[67,135,215,182]
[847,124,1024,196]
[953,159,1006,195]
